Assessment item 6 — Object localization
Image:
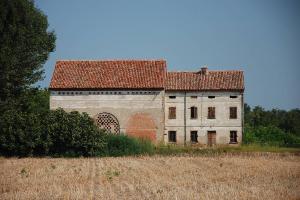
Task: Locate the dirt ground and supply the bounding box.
[0,154,299,200]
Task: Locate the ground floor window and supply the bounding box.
[168,131,176,142]
[230,131,238,143]
[190,131,198,143]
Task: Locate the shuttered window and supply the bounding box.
[191,107,198,119]
[208,107,215,119]
[168,107,176,119]
[230,107,237,119]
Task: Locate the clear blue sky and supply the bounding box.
[35,0,300,110]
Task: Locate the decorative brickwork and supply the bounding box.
[95,112,120,134]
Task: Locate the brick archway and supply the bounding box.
[95,112,120,134]
[126,113,156,141]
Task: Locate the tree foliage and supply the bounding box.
[0,0,55,111]
[0,109,107,157]
[244,103,300,147]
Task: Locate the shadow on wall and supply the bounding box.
[126,113,157,141]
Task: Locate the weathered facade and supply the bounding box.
[49,60,244,145]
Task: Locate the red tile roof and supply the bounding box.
[166,71,244,91]
[49,60,166,89]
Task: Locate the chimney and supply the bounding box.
[200,65,208,75]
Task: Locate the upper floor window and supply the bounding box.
[191,96,197,99]
[230,131,238,143]
[230,95,237,98]
[168,131,176,142]
[190,131,198,143]
[169,96,176,99]
[190,106,198,119]
[208,107,215,119]
[230,107,237,119]
[208,96,215,99]
[168,107,176,119]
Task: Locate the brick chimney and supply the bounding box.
[198,65,208,75]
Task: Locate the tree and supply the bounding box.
[0,0,55,111]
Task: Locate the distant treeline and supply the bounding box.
[243,104,300,147]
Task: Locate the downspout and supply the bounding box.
[184,91,187,146]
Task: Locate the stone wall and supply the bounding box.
[164,91,243,145]
[50,90,165,142]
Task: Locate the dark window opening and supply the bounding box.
[168,131,176,142]
[230,95,237,98]
[208,96,215,99]
[230,107,237,119]
[79,92,82,94]
[230,131,238,143]
[169,96,176,99]
[169,107,176,119]
[191,96,197,99]
[191,131,198,143]
[58,92,61,95]
[190,106,198,119]
[208,107,215,119]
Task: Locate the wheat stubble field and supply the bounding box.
[0,154,299,200]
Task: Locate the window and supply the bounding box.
[230,131,238,143]
[168,131,176,142]
[58,92,61,95]
[230,95,237,98]
[208,96,215,99]
[168,107,176,119]
[169,96,176,99]
[230,107,237,119]
[208,107,215,119]
[190,131,198,143]
[191,96,197,99]
[190,106,198,119]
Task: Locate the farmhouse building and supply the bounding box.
[49,60,244,145]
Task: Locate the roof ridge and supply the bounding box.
[56,59,166,62]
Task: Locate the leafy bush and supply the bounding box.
[0,109,107,157]
[105,134,154,156]
[243,125,300,147]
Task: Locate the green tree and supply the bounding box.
[0,0,55,111]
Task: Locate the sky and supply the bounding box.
[35,0,300,110]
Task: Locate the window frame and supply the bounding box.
[229,107,237,119]
[169,96,176,99]
[230,131,238,144]
[168,107,176,119]
[168,131,177,143]
[190,106,198,119]
[208,107,216,119]
[190,131,198,143]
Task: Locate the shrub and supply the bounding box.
[105,134,154,156]
[0,109,107,157]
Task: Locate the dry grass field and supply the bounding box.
[0,154,299,200]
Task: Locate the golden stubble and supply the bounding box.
[0,154,299,200]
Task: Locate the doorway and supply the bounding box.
[207,131,216,146]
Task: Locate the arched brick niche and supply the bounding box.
[95,112,120,134]
[126,113,157,141]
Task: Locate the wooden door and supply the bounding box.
[207,131,216,146]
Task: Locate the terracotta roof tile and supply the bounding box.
[49,60,166,89]
[166,70,244,91]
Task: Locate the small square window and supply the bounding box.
[79,92,82,94]
[169,96,176,99]
[168,131,176,142]
[62,92,65,95]
[230,96,237,98]
[191,96,197,99]
[208,96,215,99]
